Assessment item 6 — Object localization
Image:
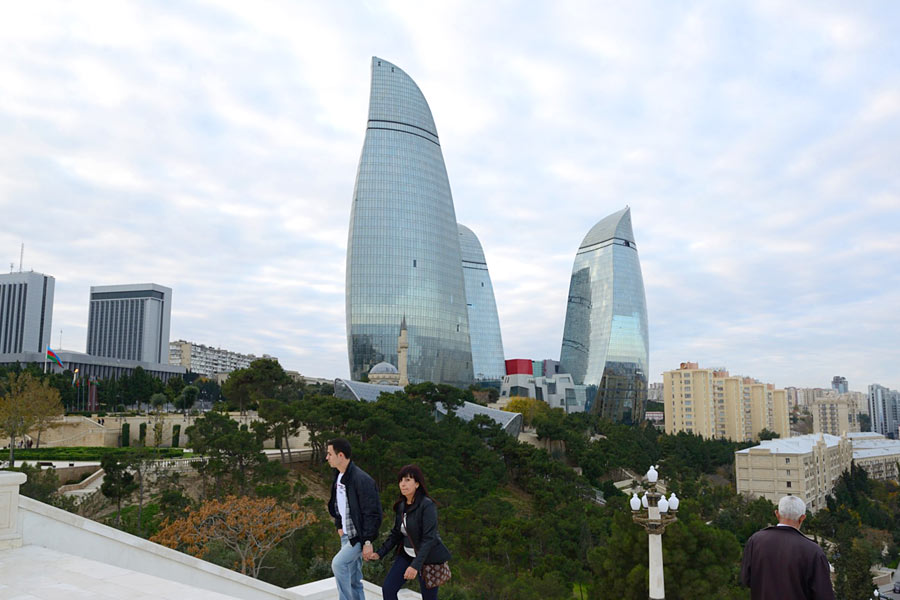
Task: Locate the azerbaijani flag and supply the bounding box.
[46,347,64,369]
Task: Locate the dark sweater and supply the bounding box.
[741,525,835,600]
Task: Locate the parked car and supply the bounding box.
[893,580,900,594]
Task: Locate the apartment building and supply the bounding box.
[811,393,859,436]
[735,433,852,513]
[847,432,900,481]
[168,340,277,377]
[663,362,789,441]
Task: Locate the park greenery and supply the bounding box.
[3,357,898,598]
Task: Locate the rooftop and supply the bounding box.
[736,433,844,455]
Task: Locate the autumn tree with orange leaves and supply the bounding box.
[151,495,316,578]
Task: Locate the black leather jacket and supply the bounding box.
[327,461,382,546]
[376,495,451,571]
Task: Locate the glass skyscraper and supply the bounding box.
[559,207,649,422]
[346,57,474,386]
[458,224,505,380]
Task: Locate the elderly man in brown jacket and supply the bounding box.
[741,495,835,600]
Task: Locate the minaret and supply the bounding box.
[398,317,409,387]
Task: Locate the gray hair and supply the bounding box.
[778,495,806,520]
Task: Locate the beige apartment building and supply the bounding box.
[663,362,789,441]
[735,434,852,513]
[812,393,860,436]
[846,432,900,482]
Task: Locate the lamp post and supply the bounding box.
[630,465,680,600]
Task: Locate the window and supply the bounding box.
[785,458,791,464]
[786,481,792,488]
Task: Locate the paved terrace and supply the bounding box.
[0,471,419,600]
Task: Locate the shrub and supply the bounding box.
[121,423,130,447]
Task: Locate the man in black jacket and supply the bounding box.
[741,495,835,600]
[326,438,382,600]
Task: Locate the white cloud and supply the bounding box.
[0,1,897,389]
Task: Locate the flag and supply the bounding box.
[46,347,64,369]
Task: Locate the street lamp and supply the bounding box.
[630,465,680,600]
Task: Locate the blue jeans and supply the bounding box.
[382,551,439,600]
[332,534,366,600]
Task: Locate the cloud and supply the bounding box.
[0,1,897,390]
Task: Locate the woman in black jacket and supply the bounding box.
[369,465,451,600]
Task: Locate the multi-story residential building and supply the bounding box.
[0,271,54,355]
[663,362,789,441]
[500,359,587,413]
[811,393,859,436]
[735,433,852,513]
[846,432,900,481]
[168,340,278,377]
[559,207,649,423]
[86,283,171,364]
[868,384,900,439]
[346,57,474,386]
[458,224,505,381]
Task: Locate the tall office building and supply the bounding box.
[0,271,54,355]
[458,224,504,381]
[868,384,900,439]
[831,375,848,394]
[663,362,790,441]
[559,207,649,422]
[87,284,171,364]
[346,57,473,386]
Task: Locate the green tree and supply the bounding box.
[833,537,875,600]
[100,454,137,526]
[0,372,41,466]
[757,428,780,440]
[186,411,267,496]
[175,385,199,414]
[165,376,186,403]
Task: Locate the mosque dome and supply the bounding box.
[369,361,399,375]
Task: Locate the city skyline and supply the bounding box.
[1,2,898,389]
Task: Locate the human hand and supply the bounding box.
[371,552,380,560]
[337,528,343,537]
[403,567,418,580]
[362,546,373,560]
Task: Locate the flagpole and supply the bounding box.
[44,346,48,374]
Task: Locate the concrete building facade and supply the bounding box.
[87,283,171,364]
[846,432,900,482]
[868,384,900,439]
[500,359,588,413]
[0,271,54,355]
[811,393,859,436]
[168,340,276,377]
[663,362,789,441]
[735,433,852,512]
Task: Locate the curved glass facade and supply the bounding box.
[559,207,649,423]
[458,224,505,380]
[346,57,474,386]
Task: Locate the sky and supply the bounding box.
[1,1,898,390]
